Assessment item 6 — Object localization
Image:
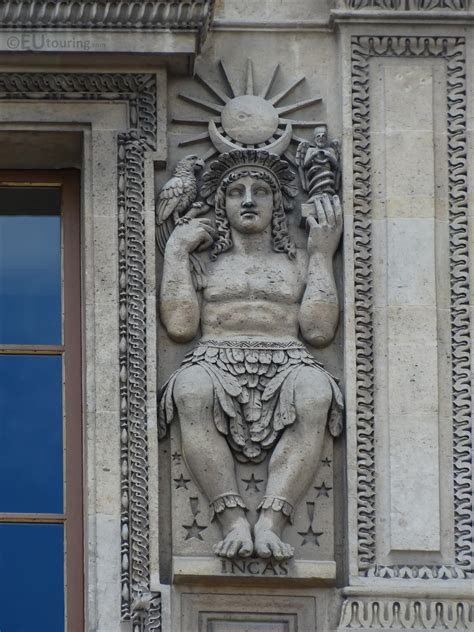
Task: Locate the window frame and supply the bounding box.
[0,170,84,631]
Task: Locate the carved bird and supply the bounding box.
[155,154,206,252]
[156,154,208,288]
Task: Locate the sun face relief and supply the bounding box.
[177,59,323,160]
[225,175,274,234]
[221,95,280,145]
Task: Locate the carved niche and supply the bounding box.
[156,61,345,581]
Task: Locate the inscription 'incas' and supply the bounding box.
[220,559,289,576]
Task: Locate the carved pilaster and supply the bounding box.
[350,36,472,579]
[118,132,154,622]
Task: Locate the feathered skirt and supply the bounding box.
[158,338,344,464]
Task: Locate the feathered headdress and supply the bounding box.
[201,150,298,208]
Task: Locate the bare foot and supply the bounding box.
[254,521,294,560]
[213,516,253,559]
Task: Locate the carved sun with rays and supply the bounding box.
[175,59,324,164]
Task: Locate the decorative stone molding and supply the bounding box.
[0,71,160,631]
[0,0,215,42]
[351,36,472,578]
[339,598,474,630]
[341,0,470,8]
[366,565,469,580]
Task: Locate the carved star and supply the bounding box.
[174,474,191,490]
[183,519,207,541]
[321,457,332,467]
[172,451,182,463]
[314,482,332,498]
[242,473,264,492]
[298,525,323,546]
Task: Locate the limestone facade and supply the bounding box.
[0,1,472,631]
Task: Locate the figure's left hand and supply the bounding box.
[186,201,210,219]
[306,194,343,258]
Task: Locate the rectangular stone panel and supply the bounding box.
[204,615,294,632]
[370,59,451,556]
[181,593,316,632]
[161,422,336,581]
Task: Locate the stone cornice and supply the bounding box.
[336,0,470,8]
[0,1,215,39]
[332,0,473,21]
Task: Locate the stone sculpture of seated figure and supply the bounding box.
[158,150,343,561]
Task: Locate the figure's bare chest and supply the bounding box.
[204,253,306,304]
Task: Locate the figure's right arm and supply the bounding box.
[160,219,214,343]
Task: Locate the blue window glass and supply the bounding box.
[0,523,64,632]
[0,354,63,513]
[0,186,62,345]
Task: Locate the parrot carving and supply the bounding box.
[155,154,208,289]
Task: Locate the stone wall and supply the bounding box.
[0,1,471,631]
[154,2,472,629]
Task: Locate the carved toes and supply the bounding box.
[254,529,294,561]
[212,540,225,556]
[213,532,254,559]
[225,539,243,559]
[255,543,272,558]
[273,542,294,561]
[239,541,253,558]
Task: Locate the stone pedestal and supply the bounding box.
[160,425,337,581]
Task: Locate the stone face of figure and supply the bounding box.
[313,125,328,149]
[158,152,343,561]
[224,176,274,235]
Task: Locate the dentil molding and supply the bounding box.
[0,0,215,42]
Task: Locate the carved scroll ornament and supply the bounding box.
[339,598,474,630]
